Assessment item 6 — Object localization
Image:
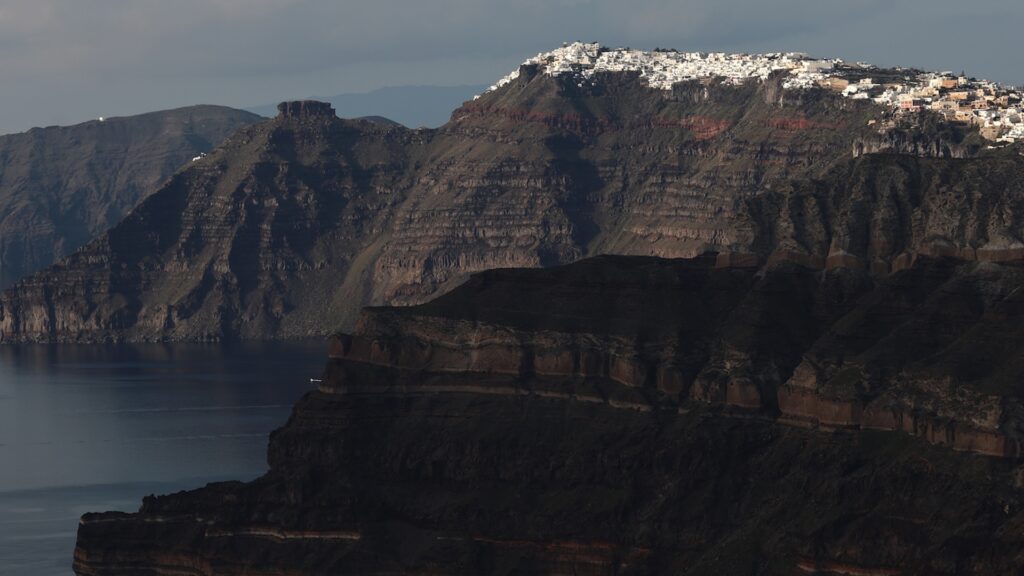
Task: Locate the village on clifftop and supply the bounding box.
[485,42,1024,143]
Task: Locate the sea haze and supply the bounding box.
[0,341,325,575]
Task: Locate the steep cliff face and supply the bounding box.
[73,255,1024,575]
[0,105,261,288]
[373,72,876,306]
[851,114,983,159]
[758,151,1024,272]
[0,102,417,342]
[2,72,1023,342]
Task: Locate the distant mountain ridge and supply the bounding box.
[246,85,487,128]
[0,105,261,288]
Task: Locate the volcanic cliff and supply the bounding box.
[4,52,1023,342]
[66,45,1024,575]
[0,105,261,288]
[73,254,1024,575]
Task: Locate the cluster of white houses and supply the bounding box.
[788,62,1024,143]
[486,42,1024,143]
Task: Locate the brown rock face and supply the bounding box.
[73,255,1024,575]
[2,75,1024,343]
[0,105,261,288]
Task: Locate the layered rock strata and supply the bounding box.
[3,68,1024,342]
[0,105,261,288]
[75,255,1024,575]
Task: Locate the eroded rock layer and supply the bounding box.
[75,255,1024,575]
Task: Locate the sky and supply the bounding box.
[0,0,1022,134]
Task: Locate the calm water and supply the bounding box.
[0,341,326,576]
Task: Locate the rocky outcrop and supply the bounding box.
[850,126,974,160]
[3,73,1024,342]
[276,100,337,119]
[73,255,1024,575]
[851,134,968,159]
[0,106,261,288]
[851,114,983,159]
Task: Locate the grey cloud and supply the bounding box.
[0,0,1021,133]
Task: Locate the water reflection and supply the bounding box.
[0,340,325,575]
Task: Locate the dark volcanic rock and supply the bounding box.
[276,100,337,119]
[0,105,261,288]
[73,255,1024,575]
[3,77,1024,342]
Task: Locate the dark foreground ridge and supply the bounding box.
[3,68,1024,342]
[75,255,1024,575]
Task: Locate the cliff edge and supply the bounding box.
[74,254,1024,575]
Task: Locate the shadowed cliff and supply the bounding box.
[73,254,1024,575]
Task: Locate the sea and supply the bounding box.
[0,340,326,575]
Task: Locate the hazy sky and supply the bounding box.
[1,0,1021,133]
